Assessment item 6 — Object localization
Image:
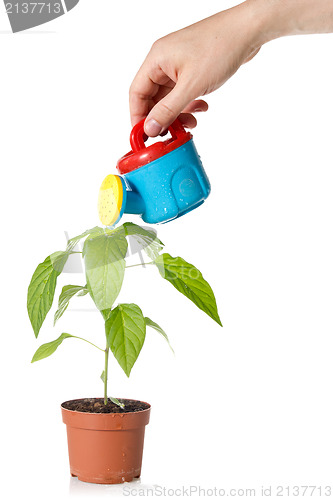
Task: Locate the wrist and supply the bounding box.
[246,0,333,44]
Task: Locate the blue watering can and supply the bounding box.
[98,119,211,226]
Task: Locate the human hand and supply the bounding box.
[129,0,333,137]
[129,1,264,136]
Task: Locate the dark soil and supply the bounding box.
[61,398,150,414]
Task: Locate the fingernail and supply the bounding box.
[145,119,162,137]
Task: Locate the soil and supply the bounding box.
[61,398,150,414]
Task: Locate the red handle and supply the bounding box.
[130,118,186,153]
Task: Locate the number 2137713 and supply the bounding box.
[5,3,61,14]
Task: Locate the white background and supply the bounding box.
[1,0,333,498]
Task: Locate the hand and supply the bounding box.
[129,0,333,137]
[129,1,264,136]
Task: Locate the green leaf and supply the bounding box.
[109,397,125,409]
[66,226,104,252]
[84,233,128,311]
[31,333,74,362]
[31,333,103,363]
[119,222,164,260]
[145,317,174,354]
[77,287,89,297]
[50,250,70,273]
[27,251,69,338]
[105,303,146,377]
[154,253,222,326]
[54,285,87,325]
[100,370,106,383]
[101,309,112,321]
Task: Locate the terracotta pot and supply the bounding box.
[61,399,151,484]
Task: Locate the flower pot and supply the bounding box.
[61,398,151,484]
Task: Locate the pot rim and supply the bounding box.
[61,398,151,430]
[60,397,151,415]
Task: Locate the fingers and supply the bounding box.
[182,99,209,114]
[129,61,174,127]
[144,79,199,137]
[129,80,158,127]
[243,46,261,64]
[151,99,207,130]
[178,113,197,129]
[130,59,207,136]
[129,64,162,127]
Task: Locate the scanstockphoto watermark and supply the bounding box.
[122,485,333,497]
[48,225,202,312]
[3,0,80,32]
[122,485,256,497]
[61,226,162,275]
[58,227,201,281]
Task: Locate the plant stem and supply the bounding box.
[125,261,154,269]
[74,335,104,352]
[104,346,109,405]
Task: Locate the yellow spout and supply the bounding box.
[98,174,124,226]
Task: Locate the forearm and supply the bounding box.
[251,0,333,44]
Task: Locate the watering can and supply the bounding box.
[98,118,211,226]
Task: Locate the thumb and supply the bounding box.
[144,80,196,137]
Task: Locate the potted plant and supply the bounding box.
[27,222,222,484]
